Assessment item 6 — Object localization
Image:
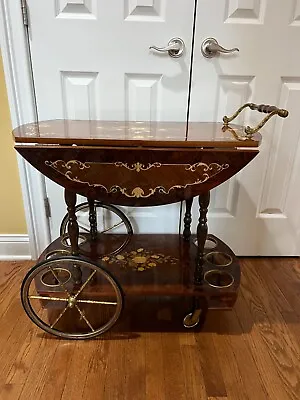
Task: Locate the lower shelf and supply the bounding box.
[38,233,240,310]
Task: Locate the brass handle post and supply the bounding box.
[223,103,289,138]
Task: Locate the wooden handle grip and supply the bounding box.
[249,103,289,118]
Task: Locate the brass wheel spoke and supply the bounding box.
[99,220,124,234]
[22,255,123,339]
[77,299,117,306]
[29,295,68,302]
[75,305,94,332]
[49,266,71,297]
[50,306,69,328]
[74,270,97,299]
[77,222,90,233]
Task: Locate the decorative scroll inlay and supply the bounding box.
[115,162,162,172]
[101,248,178,272]
[45,160,229,199]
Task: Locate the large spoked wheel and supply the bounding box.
[21,256,123,339]
[60,202,133,256]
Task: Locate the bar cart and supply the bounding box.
[13,103,288,339]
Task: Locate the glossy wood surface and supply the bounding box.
[37,234,240,308]
[13,120,261,148]
[1,258,300,400]
[16,146,258,206]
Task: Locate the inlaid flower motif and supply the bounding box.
[101,248,178,271]
[148,262,157,267]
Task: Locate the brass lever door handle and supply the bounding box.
[149,37,185,58]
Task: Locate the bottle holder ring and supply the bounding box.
[204,270,234,289]
[204,251,233,267]
[45,249,70,260]
[40,267,72,287]
[193,237,218,251]
[61,234,87,248]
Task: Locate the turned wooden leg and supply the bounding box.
[88,198,98,241]
[194,192,210,284]
[183,198,193,241]
[64,190,81,283]
[65,190,79,255]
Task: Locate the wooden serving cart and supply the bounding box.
[13,103,288,339]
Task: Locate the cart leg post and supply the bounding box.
[183,198,193,241]
[88,198,98,241]
[65,189,82,283]
[194,192,210,284]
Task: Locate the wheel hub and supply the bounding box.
[68,296,77,308]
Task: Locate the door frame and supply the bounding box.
[0,0,50,259]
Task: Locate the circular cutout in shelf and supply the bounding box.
[40,267,72,287]
[204,270,234,289]
[193,237,218,250]
[61,234,87,248]
[205,251,232,267]
[45,249,70,260]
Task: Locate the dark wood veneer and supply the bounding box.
[38,234,240,310]
[14,119,261,332]
[16,145,258,206]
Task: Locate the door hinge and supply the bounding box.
[44,197,51,219]
[21,0,29,26]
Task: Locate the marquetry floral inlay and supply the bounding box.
[24,122,52,135]
[101,248,178,272]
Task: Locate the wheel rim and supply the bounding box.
[60,202,133,256]
[183,312,200,328]
[21,257,123,339]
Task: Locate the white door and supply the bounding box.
[26,0,196,240]
[188,0,300,255]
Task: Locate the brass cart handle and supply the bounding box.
[223,103,289,138]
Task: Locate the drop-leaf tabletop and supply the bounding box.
[14,104,288,338]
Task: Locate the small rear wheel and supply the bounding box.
[21,256,123,339]
[183,298,208,329]
[60,201,133,256]
[183,310,202,328]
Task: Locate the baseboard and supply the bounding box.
[0,234,31,260]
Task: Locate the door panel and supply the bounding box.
[28,0,194,122]
[189,0,300,255]
[55,0,98,18]
[26,0,300,254]
[27,0,195,239]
